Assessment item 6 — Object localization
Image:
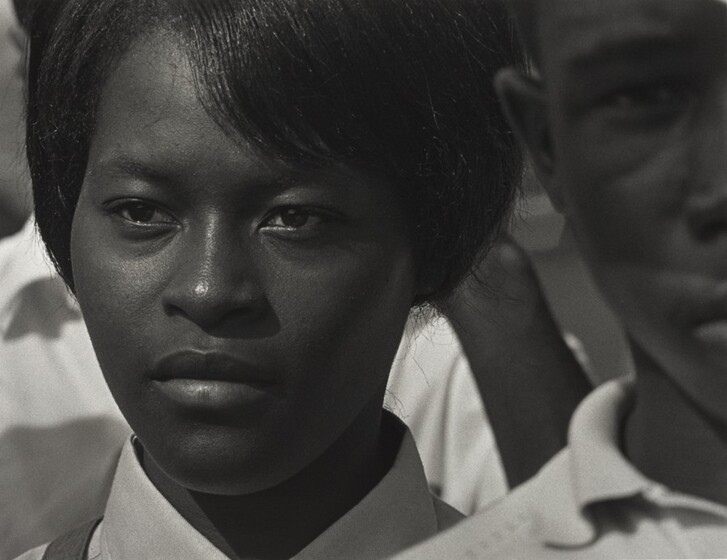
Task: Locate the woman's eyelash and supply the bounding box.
[261,207,336,230]
[103,201,340,235]
[105,200,176,225]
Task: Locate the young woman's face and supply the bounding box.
[71,34,419,494]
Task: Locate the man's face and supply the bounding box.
[508,0,727,420]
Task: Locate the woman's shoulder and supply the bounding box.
[13,519,102,560]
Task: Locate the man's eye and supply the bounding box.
[263,207,326,230]
[115,202,174,225]
[601,83,691,112]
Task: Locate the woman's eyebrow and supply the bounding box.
[86,154,337,198]
[87,155,177,183]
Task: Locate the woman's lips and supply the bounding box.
[150,350,280,409]
[153,378,275,409]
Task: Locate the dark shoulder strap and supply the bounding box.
[41,518,102,560]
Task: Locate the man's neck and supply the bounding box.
[624,343,727,507]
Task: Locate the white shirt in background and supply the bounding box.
[394,379,727,560]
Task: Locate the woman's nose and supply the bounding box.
[161,225,268,333]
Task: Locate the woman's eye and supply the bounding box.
[114,202,174,225]
[263,208,326,230]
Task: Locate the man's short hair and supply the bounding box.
[507,0,542,65]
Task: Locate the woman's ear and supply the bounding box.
[495,68,565,213]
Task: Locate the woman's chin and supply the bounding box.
[142,438,304,497]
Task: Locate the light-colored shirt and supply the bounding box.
[395,379,727,559]
[0,222,130,559]
[387,316,506,515]
[2,219,505,558]
[18,416,461,560]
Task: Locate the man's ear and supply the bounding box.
[495,68,566,213]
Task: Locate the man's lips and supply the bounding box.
[679,282,727,355]
[690,283,727,327]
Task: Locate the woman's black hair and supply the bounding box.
[26,0,525,307]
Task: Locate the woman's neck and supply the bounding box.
[624,343,727,507]
[142,388,396,560]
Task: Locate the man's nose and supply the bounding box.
[686,91,727,243]
[161,224,268,333]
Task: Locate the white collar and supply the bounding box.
[101,413,445,558]
[532,379,727,548]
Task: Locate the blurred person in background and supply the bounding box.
[397,0,727,557]
[0,0,31,237]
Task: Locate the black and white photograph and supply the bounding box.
[0,0,725,558]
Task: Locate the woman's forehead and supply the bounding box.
[93,35,374,182]
[101,32,194,113]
